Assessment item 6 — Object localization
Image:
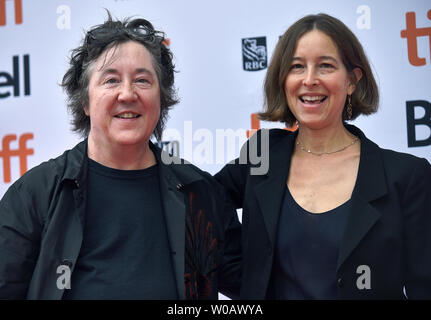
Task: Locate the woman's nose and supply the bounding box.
[118,82,137,102]
[302,68,319,87]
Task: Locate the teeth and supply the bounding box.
[301,95,325,102]
[116,113,139,119]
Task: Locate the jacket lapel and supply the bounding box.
[152,142,212,300]
[336,125,388,271]
[155,149,186,299]
[249,126,388,272]
[254,131,295,247]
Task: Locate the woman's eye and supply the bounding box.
[290,64,303,71]
[136,78,149,84]
[104,78,119,84]
[321,63,334,69]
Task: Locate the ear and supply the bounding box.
[347,67,363,95]
[84,106,90,116]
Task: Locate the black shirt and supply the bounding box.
[63,159,178,299]
[267,186,350,299]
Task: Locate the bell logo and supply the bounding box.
[0,133,34,183]
[0,54,31,99]
[400,10,431,66]
[0,0,23,26]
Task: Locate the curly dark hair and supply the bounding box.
[260,13,379,126]
[61,11,178,141]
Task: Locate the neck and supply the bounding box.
[87,136,156,170]
[296,122,356,154]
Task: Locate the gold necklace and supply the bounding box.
[296,137,359,156]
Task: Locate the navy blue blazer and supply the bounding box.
[215,124,431,299]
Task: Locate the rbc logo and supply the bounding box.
[401,10,431,66]
[242,37,267,71]
[0,0,22,26]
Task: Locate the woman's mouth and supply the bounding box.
[299,95,327,104]
[114,112,141,119]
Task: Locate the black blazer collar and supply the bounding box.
[337,124,387,271]
[252,125,388,271]
[253,129,296,247]
[149,141,211,299]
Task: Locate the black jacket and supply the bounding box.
[215,124,431,299]
[0,140,241,299]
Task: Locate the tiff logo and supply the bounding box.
[0,0,22,26]
[0,133,34,183]
[401,10,431,66]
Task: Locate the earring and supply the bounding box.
[295,120,299,128]
[347,95,353,120]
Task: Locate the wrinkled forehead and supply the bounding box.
[96,41,155,71]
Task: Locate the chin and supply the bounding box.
[298,117,325,128]
[113,134,149,146]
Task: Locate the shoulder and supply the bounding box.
[248,128,293,146]
[350,124,430,181]
[240,128,294,158]
[158,153,228,200]
[378,147,431,182]
[376,145,430,172]
[379,147,429,167]
[6,141,84,199]
[361,134,431,188]
[169,161,222,193]
[169,160,213,181]
[12,154,64,193]
[0,143,83,225]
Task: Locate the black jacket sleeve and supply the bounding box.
[402,158,431,298]
[0,183,42,299]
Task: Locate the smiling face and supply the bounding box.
[284,30,361,130]
[85,41,161,149]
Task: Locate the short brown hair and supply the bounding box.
[260,13,379,126]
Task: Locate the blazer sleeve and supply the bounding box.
[403,158,431,299]
[215,161,247,210]
[215,129,268,209]
[0,183,41,299]
[217,189,242,299]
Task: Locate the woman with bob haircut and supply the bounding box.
[216,13,431,299]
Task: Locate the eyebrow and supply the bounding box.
[292,56,339,64]
[99,68,155,77]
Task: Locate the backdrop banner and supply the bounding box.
[1,0,430,197]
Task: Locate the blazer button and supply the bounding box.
[337,277,344,288]
[176,183,183,190]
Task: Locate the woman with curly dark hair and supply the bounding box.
[0,12,241,300]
